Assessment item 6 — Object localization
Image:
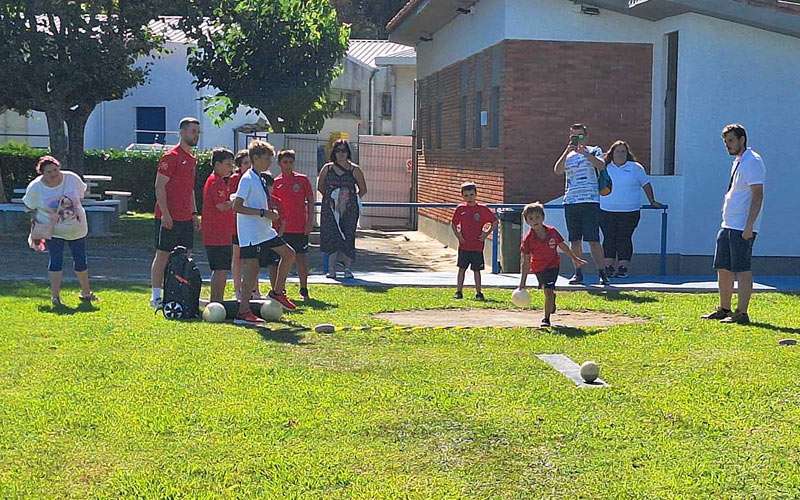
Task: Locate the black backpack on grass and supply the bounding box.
[161,246,201,320]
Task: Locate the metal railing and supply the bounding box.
[317,202,670,276]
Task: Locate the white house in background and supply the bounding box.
[0,18,416,151]
[321,39,417,140]
[388,0,800,274]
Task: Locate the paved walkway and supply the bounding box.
[302,272,800,293]
[2,229,797,292]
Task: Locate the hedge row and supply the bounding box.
[0,143,214,212]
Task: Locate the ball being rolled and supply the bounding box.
[511,288,531,308]
[580,361,600,383]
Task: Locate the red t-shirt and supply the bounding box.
[201,172,235,246]
[154,145,197,221]
[229,172,242,193]
[521,225,564,273]
[270,195,284,231]
[451,203,497,252]
[273,171,313,234]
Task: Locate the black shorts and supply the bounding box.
[534,266,559,289]
[713,228,756,273]
[564,202,600,242]
[457,249,485,271]
[282,233,309,254]
[155,219,193,252]
[205,245,232,271]
[240,236,286,268]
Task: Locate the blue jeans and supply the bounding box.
[46,237,88,272]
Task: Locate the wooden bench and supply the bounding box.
[104,190,132,214]
[0,203,117,237]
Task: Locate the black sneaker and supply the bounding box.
[599,269,610,286]
[540,316,551,327]
[453,291,463,299]
[605,265,616,277]
[701,307,731,320]
[568,269,584,285]
[720,310,750,324]
[615,265,628,278]
[299,287,310,300]
[475,292,486,301]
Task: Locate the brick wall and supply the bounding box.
[502,40,653,204]
[416,39,653,223]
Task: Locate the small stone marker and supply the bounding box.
[537,354,608,388]
[315,324,336,334]
[778,338,797,346]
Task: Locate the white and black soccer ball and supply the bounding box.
[162,301,185,320]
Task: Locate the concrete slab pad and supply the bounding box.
[537,354,609,388]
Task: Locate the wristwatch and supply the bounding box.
[260,209,265,218]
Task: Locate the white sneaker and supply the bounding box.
[150,297,162,310]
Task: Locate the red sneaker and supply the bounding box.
[269,290,297,310]
[234,310,264,325]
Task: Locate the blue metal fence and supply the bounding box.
[317,202,669,276]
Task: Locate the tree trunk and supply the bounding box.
[65,110,91,177]
[44,109,68,163]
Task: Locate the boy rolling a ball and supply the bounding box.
[518,202,586,327]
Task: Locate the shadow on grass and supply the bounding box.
[300,297,336,310]
[586,290,658,303]
[37,301,100,315]
[544,325,599,338]
[748,322,800,335]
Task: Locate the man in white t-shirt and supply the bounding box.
[553,123,610,285]
[702,123,765,325]
[232,140,296,324]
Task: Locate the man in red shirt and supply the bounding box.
[518,202,586,327]
[150,117,200,309]
[273,149,315,300]
[450,182,498,300]
[202,148,236,303]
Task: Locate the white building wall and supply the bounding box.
[669,14,800,257]
[413,0,800,259]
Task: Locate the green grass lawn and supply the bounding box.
[1,282,799,498]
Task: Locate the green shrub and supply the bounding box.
[0,143,213,212]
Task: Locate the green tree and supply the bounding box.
[180,0,349,133]
[0,1,171,174]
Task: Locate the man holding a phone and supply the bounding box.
[553,123,610,285]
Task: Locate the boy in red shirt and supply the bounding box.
[451,182,498,300]
[518,202,586,327]
[230,149,251,300]
[273,149,315,300]
[261,172,286,292]
[202,148,236,302]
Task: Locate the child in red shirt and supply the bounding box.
[451,182,498,300]
[261,172,286,292]
[202,148,236,302]
[273,150,315,300]
[230,149,252,300]
[518,202,586,327]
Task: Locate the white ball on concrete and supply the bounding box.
[202,302,226,323]
[511,288,531,308]
[580,361,600,383]
[260,299,283,321]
